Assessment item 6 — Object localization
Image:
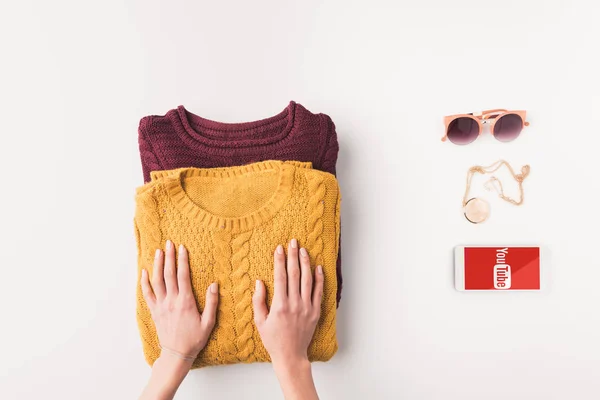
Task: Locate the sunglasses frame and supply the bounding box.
[442,109,529,143]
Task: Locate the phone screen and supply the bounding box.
[455,246,541,291]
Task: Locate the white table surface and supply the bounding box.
[1,1,599,399]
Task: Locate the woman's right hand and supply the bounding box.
[252,238,323,400]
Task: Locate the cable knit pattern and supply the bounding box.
[138,102,343,305]
[306,175,326,268]
[306,174,338,359]
[134,161,339,367]
[212,230,239,363]
[231,231,256,362]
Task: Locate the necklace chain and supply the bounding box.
[463,160,530,207]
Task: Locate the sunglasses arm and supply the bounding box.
[480,109,508,115]
[476,109,509,120]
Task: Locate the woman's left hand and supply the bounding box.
[141,240,219,361]
[139,240,219,400]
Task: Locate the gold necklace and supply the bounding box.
[463,160,530,223]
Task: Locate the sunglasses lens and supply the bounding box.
[493,114,523,142]
[447,117,479,145]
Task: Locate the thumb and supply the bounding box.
[252,280,268,325]
[201,282,219,331]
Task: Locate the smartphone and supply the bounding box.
[454,246,542,291]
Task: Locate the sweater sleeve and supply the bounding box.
[334,182,342,306]
[138,116,163,183]
[319,114,340,176]
[134,187,163,269]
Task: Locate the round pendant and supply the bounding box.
[464,197,490,224]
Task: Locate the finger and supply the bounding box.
[273,244,287,300]
[201,282,219,331]
[164,240,178,296]
[299,247,313,305]
[152,248,166,299]
[177,244,193,296]
[140,269,156,308]
[252,280,268,325]
[312,265,325,316]
[286,239,301,301]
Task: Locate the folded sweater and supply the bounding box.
[134,161,340,368]
[138,102,343,305]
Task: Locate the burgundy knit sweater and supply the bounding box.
[138,102,342,304]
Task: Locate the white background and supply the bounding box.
[1,1,599,399]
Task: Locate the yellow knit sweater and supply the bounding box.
[134,160,340,368]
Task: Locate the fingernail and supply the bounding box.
[166,240,172,250]
[291,238,298,248]
[210,282,218,294]
[300,248,308,257]
[141,269,147,278]
[317,265,323,274]
[255,280,260,290]
[276,245,284,254]
[179,244,185,253]
[155,249,160,259]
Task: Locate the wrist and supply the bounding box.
[148,354,193,397]
[273,357,317,400]
[156,353,194,374]
[273,356,312,383]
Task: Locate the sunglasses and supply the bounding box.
[442,109,529,145]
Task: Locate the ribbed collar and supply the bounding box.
[159,160,298,233]
[172,102,297,149]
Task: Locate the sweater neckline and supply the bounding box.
[173,102,297,149]
[162,161,295,233]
